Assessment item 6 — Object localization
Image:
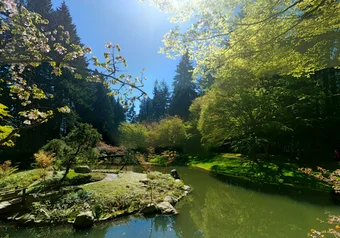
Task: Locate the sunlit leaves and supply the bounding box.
[141,0,340,79]
[0,104,11,119]
[0,126,16,147]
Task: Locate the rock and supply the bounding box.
[140,203,157,214]
[74,166,91,174]
[170,169,180,179]
[164,196,177,205]
[156,202,178,214]
[183,185,191,191]
[73,211,94,229]
[139,178,150,184]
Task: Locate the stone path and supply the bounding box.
[83,173,118,186]
[102,173,118,181]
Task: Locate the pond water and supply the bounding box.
[3,166,340,238]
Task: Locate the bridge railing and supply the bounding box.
[0,187,26,203]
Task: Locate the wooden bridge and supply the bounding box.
[0,187,26,213]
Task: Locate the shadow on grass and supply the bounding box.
[202,157,338,206]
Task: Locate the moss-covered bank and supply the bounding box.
[190,153,331,192]
[2,171,190,226]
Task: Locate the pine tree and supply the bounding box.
[152,80,170,121]
[137,97,153,122]
[26,0,53,20]
[53,2,80,43]
[169,52,198,120]
[126,103,137,123]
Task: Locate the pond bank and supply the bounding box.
[189,154,332,193]
[1,171,191,228]
[3,166,340,238]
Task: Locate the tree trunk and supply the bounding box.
[119,156,128,171]
[60,163,71,182]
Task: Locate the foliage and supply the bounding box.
[300,167,340,194]
[149,150,178,165]
[139,0,340,160]
[152,116,186,149]
[194,71,340,159]
[73,166,91,174]
[138,80,170,123]
[118,122,149,150]
[65,172,105,186]
[42,123,101,180]
[27,170,106,193]
[169,52,198,120]
[0,0,146,147]
[190,154,330,191]
[140,0,340,78]
[126,102,137,123]
[300,167,340,237]
[0,169,43,189]
[151,80,171,121]
[136,152,152,173]
[34,150,55,169]
[119,116,187,151]
[0,160,18,179]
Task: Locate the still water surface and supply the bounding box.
[4,166,340,238]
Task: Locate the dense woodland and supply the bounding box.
[0,0,127,165]
[1,0,340,166]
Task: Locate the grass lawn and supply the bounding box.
[190,154,331,191]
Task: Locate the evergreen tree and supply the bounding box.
[53,1,82,48]
[26,0,53,20]
[126,103,137,123]
[137,97,153,122]
[152,80,170,121]
[169,52,198,120]
[0,1,124,163]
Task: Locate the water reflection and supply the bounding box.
[3,166,340,238]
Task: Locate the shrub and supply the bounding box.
[118,122,149,150]
[34,150,55,178]
[0,169,43,189]
[0,160,18,179]
[64,171,106,186]
[74,166,91,173]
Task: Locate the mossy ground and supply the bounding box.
[82,171,186,220]
[190,153,331,192]
[0,169,44,189]
[3,171,187,224]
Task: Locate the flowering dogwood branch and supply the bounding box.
[0,0,146,146]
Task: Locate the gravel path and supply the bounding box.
[102,173,118,181]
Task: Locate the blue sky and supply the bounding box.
[51,0,180,108]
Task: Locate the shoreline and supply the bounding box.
[0,171,191,228]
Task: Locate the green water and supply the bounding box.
[2,166,340,238]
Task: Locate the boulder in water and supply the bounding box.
[140,203,157,214]
[157,202,178,214]
[73,211,94,229]
[170,169,180,179]
[164,196,177,205]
